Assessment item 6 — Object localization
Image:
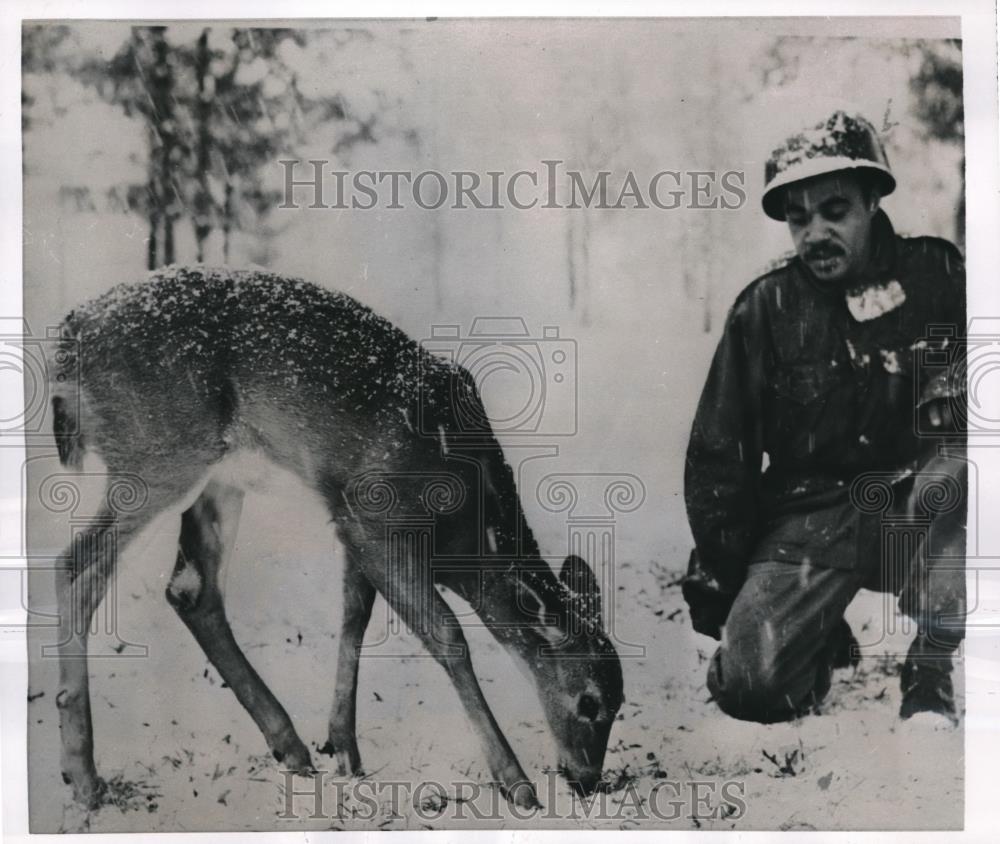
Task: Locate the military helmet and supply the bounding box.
[762,110,896,221]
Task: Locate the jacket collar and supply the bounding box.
[863,208,898,285]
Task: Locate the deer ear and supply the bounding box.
[559,554,602,630]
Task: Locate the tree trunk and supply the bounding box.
[164,215,175,266]
[194,28,212,262]
[223,182,233,263]
[149,27,177,268]
[147,214,159,271]
[956,156,965,251]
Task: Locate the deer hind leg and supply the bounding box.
[346,526,540,809]
[318,545,376,776]
[55,461,209,809]
[165,479,313,773]
[55,500,161,809]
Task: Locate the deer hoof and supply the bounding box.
[502,780,541,811]
[273,740,314,775]
[63,770,105,811]
[318,739,362,776]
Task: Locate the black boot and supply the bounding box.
[899,658,958,724]
[829,617,861,670]
[802,618,860,714]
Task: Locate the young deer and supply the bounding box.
[49,266,623,812]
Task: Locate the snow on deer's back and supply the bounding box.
[50,265,485,482]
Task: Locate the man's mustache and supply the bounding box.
[804,242,846,261]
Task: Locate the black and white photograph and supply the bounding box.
[3,4,998,837]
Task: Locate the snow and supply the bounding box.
[166,564,202,603]
[26,463,962,832]
[880,350,902,374]
[845,280,907,323]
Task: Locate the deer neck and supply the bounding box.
[464,562,572,666]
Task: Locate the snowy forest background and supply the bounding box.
[22,19,964,566]
[22,19,967,833]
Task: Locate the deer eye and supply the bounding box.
[577,693,600,721]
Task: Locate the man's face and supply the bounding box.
[783,173,878,285]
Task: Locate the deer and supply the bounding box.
[47,265,624,815]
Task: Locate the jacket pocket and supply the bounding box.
[768,363,847,460]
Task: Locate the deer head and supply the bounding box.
[509,553,624,795]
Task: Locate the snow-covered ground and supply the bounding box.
[26,463,962,832]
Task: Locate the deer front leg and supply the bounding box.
[166,481,313,773]
[372,561,540,809]
[319,555,376,775]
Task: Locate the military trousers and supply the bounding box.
[706,450,967,723]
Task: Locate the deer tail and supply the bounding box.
[52,394,84,470]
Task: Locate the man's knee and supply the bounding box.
[706,643,817,724]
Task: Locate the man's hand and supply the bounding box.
[681,549,738,640]
[923,398,956,431]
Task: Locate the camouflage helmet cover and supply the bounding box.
[762,110,896,221]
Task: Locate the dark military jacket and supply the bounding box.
[684,209,965,593]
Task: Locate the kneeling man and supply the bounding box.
[683,111,966,724]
